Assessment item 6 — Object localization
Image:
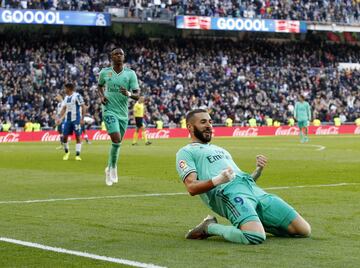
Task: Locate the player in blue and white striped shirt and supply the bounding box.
[56,83,86,161]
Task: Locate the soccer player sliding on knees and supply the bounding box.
[176,109,311,244]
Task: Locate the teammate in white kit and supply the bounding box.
[81,108,94,144]
[56,83,86,161]
[55,94,65,149]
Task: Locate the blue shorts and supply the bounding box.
[63,120,82,136]
[57,121,65,134]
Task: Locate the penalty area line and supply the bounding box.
[0,183,358,205]
[0,237,166,268]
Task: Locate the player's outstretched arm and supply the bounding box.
[184,167,235,196]
[251,155,267,181]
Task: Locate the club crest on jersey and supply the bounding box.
[178,160,187,170]
[108,72,112,77]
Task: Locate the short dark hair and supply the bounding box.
[65,83,75,91]
[186,109,208,124]
[111,48,124,54]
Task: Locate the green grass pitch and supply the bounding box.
[0,135,359,268]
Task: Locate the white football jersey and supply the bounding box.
[63,92,85,122]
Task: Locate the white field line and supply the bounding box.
[0,237,166,268]
[0,192,186,204]
[0,183,358,205]
[264,182,358,190]
[227,144,327,151]
[302,144,326,151]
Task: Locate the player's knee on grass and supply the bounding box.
[226,228,265,245]
[240,220,265,234]
[240,221,266,245]
[287,215,311,237]
[242,231,266,245]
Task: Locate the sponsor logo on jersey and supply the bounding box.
[207,154,225,163]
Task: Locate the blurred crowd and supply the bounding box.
[1,0,106,11]
[1,0,360,24]
[0,32,360,131]
[178,0,360,24]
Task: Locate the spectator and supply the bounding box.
[2,0,360,24]
[0,32,359,130]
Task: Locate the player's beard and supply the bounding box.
[193,125,212,143]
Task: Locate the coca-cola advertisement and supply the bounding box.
[315,126,340,135]
[0,125,358,143]
[355,127,360,135]
[275,20,300,33]
[92,131,111,141]
[0,133,20,143]
[41,132,61,142]
[232,127,259,137]
[275,126,300,136]
[144,129,170,139]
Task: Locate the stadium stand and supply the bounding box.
[1,0,106,11]
[0,32,359,130]
[1,0,359,24]
[179,0,360,24]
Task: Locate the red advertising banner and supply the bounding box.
[0,125,359,143]
[275,20,300,33]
